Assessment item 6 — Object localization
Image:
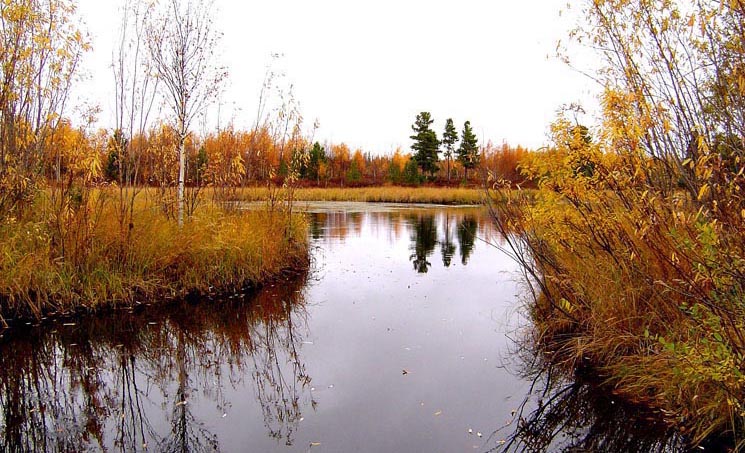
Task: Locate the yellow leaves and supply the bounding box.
[559,297,574,314]
[697,183,710,201]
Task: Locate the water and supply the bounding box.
[0,203,679,452]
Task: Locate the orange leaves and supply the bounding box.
[202,128,247,187]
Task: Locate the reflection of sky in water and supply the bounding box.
[298,207,528,452]
[0,204,531,452]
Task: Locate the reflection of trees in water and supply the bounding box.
[248,295,313,445]
[493,344,684,453]
[440,214,456,267]
[309,212,326,240]
[309,208,494,252]
[0,273,312,452]
[408,214,438,273]
[457,216,478,265]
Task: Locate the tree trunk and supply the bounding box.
[178,133,186,227]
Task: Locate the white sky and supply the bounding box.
[74,0,599,154]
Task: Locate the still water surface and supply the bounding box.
[0,203,677,452]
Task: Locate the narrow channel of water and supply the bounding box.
[0,203,680,452]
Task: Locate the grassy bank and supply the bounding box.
[0,191,309,324]
[224,186,484,205]
[491,148,745,447]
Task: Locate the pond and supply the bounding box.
[0,203,680,452]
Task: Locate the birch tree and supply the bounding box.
[147,0,225,225]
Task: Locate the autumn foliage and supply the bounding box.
[491,0,745,447]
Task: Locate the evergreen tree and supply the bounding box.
[105,129,129,183]
[308,142,326,183]
[410,112,440,178]
[347,161,362,183]
[441,118,458,183]
[194,145,208,185]
[388,162,402,184]
[403,158,422,185]
[456,121,479,181]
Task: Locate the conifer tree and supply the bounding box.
[441,118,458,183]
[410,112,440,178]
[457,121,479,181]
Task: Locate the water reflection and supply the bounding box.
[307,207,492,274]
[457,217,478,265]
[441,213,457,268]
[494,356,685,453]
[0,274,312,452]
[409,215,438,273]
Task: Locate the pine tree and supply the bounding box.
[441,118,458,183]
[457,121,479,181]
[410,112,440,178]
[308,142,326,183]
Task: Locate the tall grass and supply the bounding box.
[0,191,308,323]
[226,186,484,205]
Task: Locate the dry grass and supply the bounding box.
[491,178,745,448]
[225,186,484,205]
[0,191,308,323]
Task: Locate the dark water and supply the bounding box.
[0,203,680,452]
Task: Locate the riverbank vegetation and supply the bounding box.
[227,186,484,205]
[0,195,308,324]
[491,0,745,447]
[0,0,310,324]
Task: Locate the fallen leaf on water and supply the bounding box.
[310,442,321,447]
[434,410,442,416]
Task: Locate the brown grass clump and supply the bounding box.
[0,192,309,323]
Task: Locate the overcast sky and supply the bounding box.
[74,0,599,154]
